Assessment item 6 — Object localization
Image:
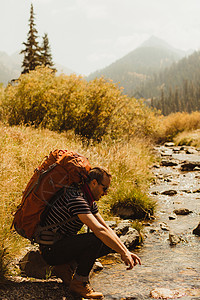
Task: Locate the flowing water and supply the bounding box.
[91,146,200,300]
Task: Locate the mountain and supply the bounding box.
[142,50,200,114]
[141,50,200,99]
[0,51,21,85]
[87,36,190,97]
[0,51,75,86]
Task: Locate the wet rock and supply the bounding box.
[105,220,117,229]
[161,151,172,157]
[164,178,172,182]
[152,164,160,168]
[192,222,200,236]
[114,221,131,236]
[164,142,175,147]
[173,208,192,215]
[172,147,181,153]
[150,288,185,299]
[185,148,198,154]
[169,232,181,245]
[168,214,176,220]
[120,228,140,249]
[160,222,170,231]
[181,189,192,193]
[111,205,146,220]
[160,160,178,167]
[193,188,200,193]
[180,161,200,171]
[151,191,159,195]
[148,227,160,233]
[92,260,104,272]
[19,250,52,279]
[161,190,177,196]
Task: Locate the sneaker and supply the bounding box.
[69,278,104,299]
[52,264,74,285]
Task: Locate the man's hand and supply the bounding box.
[121,251,141,270]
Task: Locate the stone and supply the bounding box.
[105,220,117,229]
[150,288,185,299]
[164,142,175,147]
[193,222,200,236]
[186,148,198,154]
[173,208,192,215]
[119,228,139,249]
[161,190,177,196]
[181,189,192,193]
[160,160,178,167]
[152,164,160,168]
[169,214,176,220]
[193,189,200,193]
[181,162,200,171]
[160,222,170,231]
[19,250,52,279]
[172,147,181,153]
[111,205,146,220]
[114,222,130,236]
[151,191,159,195]
[92,260,104,272]
[169,232,181,245]
[161,152,172,157]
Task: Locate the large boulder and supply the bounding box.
[19,250,52,279]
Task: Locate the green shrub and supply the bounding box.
[1,67,161,142]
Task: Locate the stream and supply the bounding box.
[91,145,200,300]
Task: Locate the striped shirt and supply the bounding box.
[42,186,98,237]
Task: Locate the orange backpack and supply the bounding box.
[12,149,91,242]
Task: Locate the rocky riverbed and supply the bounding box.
[91,144,200,300]
[0,144,199,300]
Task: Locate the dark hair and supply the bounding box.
[87,167,111,184]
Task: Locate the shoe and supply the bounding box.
[69,278,104,299]
[52,264,74,285]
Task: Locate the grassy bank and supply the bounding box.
[0,123,156,280]
[156,111,200,143]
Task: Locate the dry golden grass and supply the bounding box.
[0,123,156,279]
[156,111,200,143]
[174,129,200,147]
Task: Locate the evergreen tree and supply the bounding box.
[20,4,41,74]
[40,33,55,69]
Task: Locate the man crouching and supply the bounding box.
[40,167,141,299]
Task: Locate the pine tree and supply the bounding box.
[40,33,55,69]
[20,4,41,74]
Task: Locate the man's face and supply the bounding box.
[89,173,111,201]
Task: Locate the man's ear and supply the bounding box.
[91,179,98,187]
[88,179,98,190]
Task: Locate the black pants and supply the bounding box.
[41,232,114,277]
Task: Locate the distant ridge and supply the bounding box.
[0,51,75,86]
[87,36,190,97]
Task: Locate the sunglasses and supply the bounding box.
[100,182,109,193]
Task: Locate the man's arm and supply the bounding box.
[78,213,141,270]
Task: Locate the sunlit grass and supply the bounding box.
[155,111,200,143]
[174,129,200,147]
[0,123,156,280]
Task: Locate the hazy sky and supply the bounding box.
[1,0,200,75]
